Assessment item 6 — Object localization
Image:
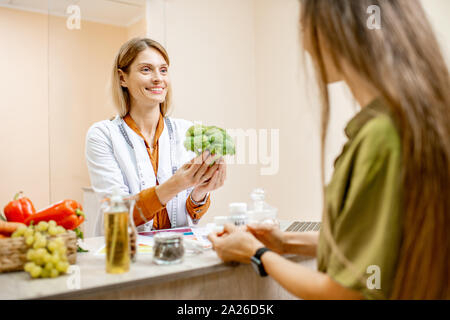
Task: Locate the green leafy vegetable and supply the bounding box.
[184,124,235,158]
[74,227,84,239]
[74,227,89,252]
[77,246,89,253]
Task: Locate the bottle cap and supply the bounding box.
[110,187,123,204]
[250,188,265,201]
[214,216,229,226]
[154,232,183,243]
[229,202,247,215]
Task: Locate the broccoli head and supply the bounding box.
[184,124,235,157]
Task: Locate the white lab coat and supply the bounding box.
[85,115,198,235]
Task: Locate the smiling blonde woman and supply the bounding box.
[85,38,227,234]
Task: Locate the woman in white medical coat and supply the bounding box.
[85,37,226,233]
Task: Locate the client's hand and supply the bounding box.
[208,224,264,264]
[246,223,285,254]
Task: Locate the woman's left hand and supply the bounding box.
[191,158,227,202]
[207,224,264,264]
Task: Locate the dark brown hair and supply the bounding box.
[301,0,450,299]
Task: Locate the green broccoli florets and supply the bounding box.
[184,124,235,157]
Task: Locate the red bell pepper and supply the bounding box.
[3,192,36,223]
[25,200,84,229]
[57,211,85,230]
[55,201,85,230]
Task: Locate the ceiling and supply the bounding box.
[0,0,146,26]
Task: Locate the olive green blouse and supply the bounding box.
[317,98,403,300]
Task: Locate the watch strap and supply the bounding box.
[252,247,271,277]
[254,247,270,260]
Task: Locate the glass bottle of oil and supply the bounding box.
[103,188,130,274]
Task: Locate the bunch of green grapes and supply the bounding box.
[184,125,235,158]
[12,221,70,278]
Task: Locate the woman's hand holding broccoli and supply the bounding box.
[155,124,233,206]
[184,124,233,201]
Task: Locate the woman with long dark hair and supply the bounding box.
[208,0,450,299]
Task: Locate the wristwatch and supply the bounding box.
[251,247,271,277]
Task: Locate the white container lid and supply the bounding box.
[214,216,229,226]
[229,202,247,215]
[154,232,183,243]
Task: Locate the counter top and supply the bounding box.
[0,222,316,300]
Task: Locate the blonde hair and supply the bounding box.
[111,37,172,117]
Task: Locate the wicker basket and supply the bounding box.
[0,231,77,273]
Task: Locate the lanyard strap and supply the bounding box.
[119,118,189,229]
[164,117,179,228]
[118,122,134,149]
[165,118,195,227]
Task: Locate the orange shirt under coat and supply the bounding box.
[124,113,211,230]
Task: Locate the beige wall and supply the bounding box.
[163,0,260,223]
[48,16,127,208]
[422,0,450,65]
[0,7,145,211]
[253,0,326,221]
[0,7,50,210]
[127,18,146,39]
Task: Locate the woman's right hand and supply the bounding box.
[172,151,219,190]
[246,223,286,254]
[155,151,219,206]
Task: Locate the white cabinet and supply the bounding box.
[82,187,101,238]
